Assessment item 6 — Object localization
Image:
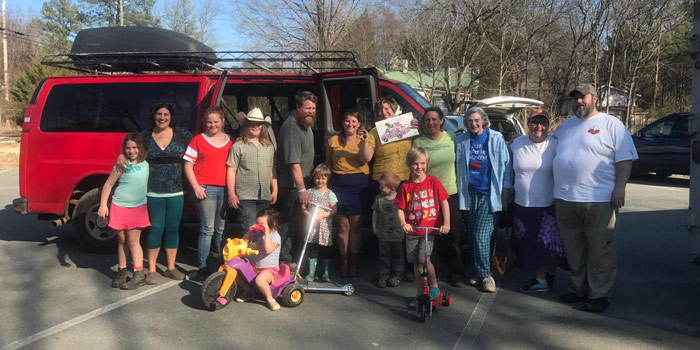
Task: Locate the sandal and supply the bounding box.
[267,299,281,311]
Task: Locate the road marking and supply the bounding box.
[0,274,195,350]
[452,289,497,350]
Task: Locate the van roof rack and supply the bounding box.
[41,50,360,75]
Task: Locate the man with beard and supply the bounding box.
[276,91,317,266]
[552,84,638,313]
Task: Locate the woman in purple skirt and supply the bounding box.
[510,109,567,293]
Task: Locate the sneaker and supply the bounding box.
[546,272,556,288]
[468,276,479,286]
[121,270,146,290]
[235,293,251,303]
[163,268,185,281]
[145,271,159,285]
[560,292,587,303]
[377,278,387,288]
[404,271,414,282]
[582,297,610,313]
[429,286,440,300]
[388,276,401,287]
[407,295,418,308]
[519,279,548,293]
[111,268,128,289]
[197,268,211,282]
[482,276,496,293]
[267,299,281,311]
[451,275,466,288]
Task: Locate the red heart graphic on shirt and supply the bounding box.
[588,128,600,135]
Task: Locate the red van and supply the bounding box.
[12,27,431,252]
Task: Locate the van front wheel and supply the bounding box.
[72,188,117,253]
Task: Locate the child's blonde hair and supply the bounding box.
[122,132,148,163]
[312,163,331,179]
[380,172,400,191]
[405,147,429,166]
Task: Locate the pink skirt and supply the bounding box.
[108,203,150,230]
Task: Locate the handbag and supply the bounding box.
[490,226,517,278]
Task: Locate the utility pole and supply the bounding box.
[2,0,8,102]
[119,0,124,26]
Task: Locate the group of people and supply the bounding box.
[96,83,637,314]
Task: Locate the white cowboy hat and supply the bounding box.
[236,107,271,125]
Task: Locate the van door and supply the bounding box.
[313,68,379,139]
[205,70,241,134]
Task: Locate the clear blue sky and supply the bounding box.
[8,0,248,50]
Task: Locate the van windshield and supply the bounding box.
[396,83,431,109]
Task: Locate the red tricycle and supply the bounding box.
[200,235,304,311]
[414,226,452,322]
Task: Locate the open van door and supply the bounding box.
[207,70,243,135]
[314,68,380,138]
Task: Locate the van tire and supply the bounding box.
[72,188,117,253]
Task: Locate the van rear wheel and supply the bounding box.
[73,188,117,253]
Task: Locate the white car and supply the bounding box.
[446,96,543,140]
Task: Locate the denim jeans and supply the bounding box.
[194,185,226,268]
[239,199,270,233]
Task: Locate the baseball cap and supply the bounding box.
[528,108,550,121]
[569,83,597,97]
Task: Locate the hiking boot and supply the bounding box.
[163,268,185,281]
[121,270,146,290]
[482,276,496,293]
[560,292,587,303]
[111,268,128,289]
[519,279,548,293]
[145,271,159,285]
[582,297,610,313]
[388,276,401,287]
[377,278,387,288]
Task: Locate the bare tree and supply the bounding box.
[232,0,365,51]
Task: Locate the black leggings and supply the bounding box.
[307,243,334,259]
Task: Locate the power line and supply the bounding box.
[0,26,43,39]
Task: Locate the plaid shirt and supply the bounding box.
[226,140,275,200]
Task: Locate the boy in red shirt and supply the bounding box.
[395,147,450,308]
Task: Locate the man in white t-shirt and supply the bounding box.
[552,83,638,313]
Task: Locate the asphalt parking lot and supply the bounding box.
[1,169,699,350]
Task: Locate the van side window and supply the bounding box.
[40,83,199,132]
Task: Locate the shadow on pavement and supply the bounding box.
[629,174,689,188]
[493,208,700,347]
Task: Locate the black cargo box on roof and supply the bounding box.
[70,26,214,54]
[47,26,219,73]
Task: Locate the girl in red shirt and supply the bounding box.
[184,106,233,281]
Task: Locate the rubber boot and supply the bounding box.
[305,258,318,282]
[348,254,359,277]
[111,268,128,289]
[338,255,349,278]
[319,259,332,282]
[121,269,146,290]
